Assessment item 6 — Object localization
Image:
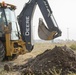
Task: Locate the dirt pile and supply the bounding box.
[12,46,76,75]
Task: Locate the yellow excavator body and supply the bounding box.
[0,2,27,61]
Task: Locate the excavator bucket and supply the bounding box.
[38,18,60,40]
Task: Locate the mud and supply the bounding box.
[8,46,76,75]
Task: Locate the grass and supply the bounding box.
[21,67,76,75]
[67,71,76,75]
[0,71,21,75]
[70,44,76,50]
[48,67,62,75]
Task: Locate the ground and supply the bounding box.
[0,41,76,75]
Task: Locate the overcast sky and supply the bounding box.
[0,0,76,40]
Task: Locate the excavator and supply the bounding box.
[0,0,61,61]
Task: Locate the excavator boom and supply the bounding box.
[18,0,62,51]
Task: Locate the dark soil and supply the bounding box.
[12,46,76,75]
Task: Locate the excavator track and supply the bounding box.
[0,41,5,61]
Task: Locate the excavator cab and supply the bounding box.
[0,2,19,40]
[0,2,26,61]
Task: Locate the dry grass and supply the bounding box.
[70,44,76,50]
[67,71,76,75]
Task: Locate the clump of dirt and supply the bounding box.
[11,46,76,75]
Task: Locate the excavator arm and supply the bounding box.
[18,0,62,51]
[18,0,36,51]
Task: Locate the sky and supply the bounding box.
[0,0,76,40]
